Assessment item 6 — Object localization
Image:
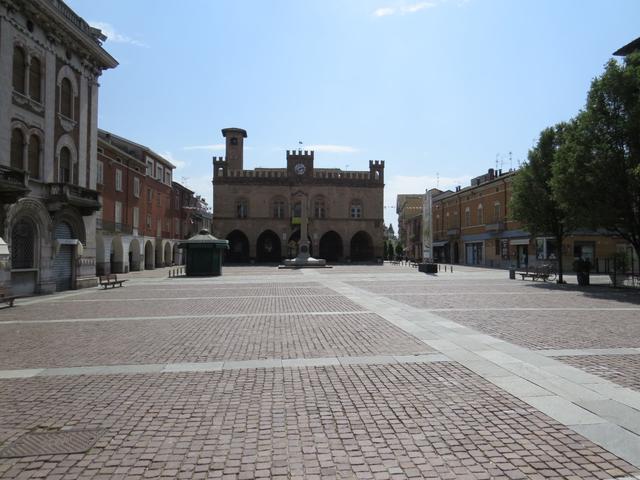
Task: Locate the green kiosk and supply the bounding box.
[178,229,229,276]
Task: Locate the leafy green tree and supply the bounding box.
[510,124,572,283]
[383,242,389,260]
[395,243,403,259]
[553,52,640,261]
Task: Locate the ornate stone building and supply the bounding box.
[0,0,117,294]
[212,128,385,263]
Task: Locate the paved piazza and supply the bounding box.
[1,265,640,479]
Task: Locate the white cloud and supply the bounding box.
[161,151,187,170]
[90,21,148,47]
[305,144,359,154]
[183,144,226,152]
[373,1,438,17]
[373,7,396,17]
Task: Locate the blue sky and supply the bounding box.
[67,0,640,229]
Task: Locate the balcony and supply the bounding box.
[0,165,29,204]
[485,220,506,232]
[46,183,101,215]
[99,220,133,235]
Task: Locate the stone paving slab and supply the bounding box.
[1,362,638,480]
[0,312,432,369]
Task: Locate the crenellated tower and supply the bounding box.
[369,160,385,183]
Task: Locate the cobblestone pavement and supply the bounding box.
[1,364,636,480]
[557,355,640,392]
[0,312,432,369]
[1,265,640,479]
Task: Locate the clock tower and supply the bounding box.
[287,149,314,179]
[222,128,247,170]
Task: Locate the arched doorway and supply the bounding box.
[288,229,313,258]
[226,230,249,263]
[256,230,281,263]
[172,243,181,265]
[145,240,155,269]
[164,241,172,266]
[10,217,38,294]
[319,231,343,262]
[96,234,106,275]
[129,238,141,271]
[155,239,164,267]
[350,231,374,262]
[53,221,74,291]
[110,237,124,273]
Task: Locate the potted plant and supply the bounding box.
[573,257,591,286]
[609,252,628,287]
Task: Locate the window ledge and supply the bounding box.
[57,113,77,132]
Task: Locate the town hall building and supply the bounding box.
[211,128,385,263]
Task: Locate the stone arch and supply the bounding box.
[155,239,164,267]
[256,230,281,263]
[172,243,181,265]
[55,135,79,184]
[319,231,343,262]
[51,207,86,246]
[145,240,155,269]
[96,233,107,275]
[6,199,50,294]
[164,241,173,266]
[110,236,125,274]
[226,230,250,263]
[350,231,374,261]
[129,238,141,271]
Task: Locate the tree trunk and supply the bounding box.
[556,232,564,284]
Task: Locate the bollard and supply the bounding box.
[450,265,453,273]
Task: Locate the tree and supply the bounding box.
[388,223,395,238]
[395,243,403,259]
[383,242,389,260]
[510,124,572,283]
[553,52,640,262]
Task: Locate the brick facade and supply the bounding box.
[212,128,385,263]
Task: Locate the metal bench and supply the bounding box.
[99,274,127,289]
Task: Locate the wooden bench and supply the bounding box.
[99,274,127,289]
[0,286,17,307]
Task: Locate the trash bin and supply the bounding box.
[509,267,516,280]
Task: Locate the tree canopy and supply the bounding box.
[510,124,571,282]
[553,52,640,259]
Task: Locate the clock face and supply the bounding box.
[294,163,306,175]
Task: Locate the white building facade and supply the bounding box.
[0,0,117,294]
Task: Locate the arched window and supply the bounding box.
[292,202,302,218]
[272,198,285,219]
[29,57,42,102]
[10,129,25,170]
[477,204,484,225]
[12,46,26,94]
[494,202,501,222]
[28,135,40,179]
[464,207,471,227]
[236,199,248,219]
[350,201,362,219]
[314,197,326,219]
[59,146,71,183]
[11,218,35,269]
[60,77,73,118]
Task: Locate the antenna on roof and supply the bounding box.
[495,154,499,172]
[509,151,513,171]
[181,176,189,187]
[436,172,439,189]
